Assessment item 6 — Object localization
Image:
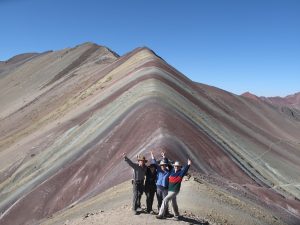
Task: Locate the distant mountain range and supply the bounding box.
[242,91,300,120]
[242,91,300,107]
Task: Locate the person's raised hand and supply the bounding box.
[122,153,126,159]
[161,151,166,158]
[188,159,192,165]
[150,150,154,159]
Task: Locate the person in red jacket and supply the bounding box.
[156,158,191,220]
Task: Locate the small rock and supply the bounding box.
[273,215,278,220]
[96,210,104,214]
[83,212,94,219]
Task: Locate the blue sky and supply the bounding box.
[0,0,299,97]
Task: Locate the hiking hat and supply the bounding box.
[173,161,182,167]
[137,156,148,163]
[159,159,168,166]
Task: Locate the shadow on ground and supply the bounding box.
[179,216,209,225]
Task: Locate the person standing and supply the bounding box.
[150,151,172,216]
[123,153,148,215]
[145,162,157,214]
[156,158,191,220]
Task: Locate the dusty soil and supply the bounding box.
[41,176,287,225]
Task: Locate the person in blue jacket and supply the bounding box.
[150,150,173,216]
[156,158,191,220]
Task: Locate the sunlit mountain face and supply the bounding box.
[0,43,299,225]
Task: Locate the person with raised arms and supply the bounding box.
[150,150,173,216]
[156,157,191,220]
[122,153,148,215]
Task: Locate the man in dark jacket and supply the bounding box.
[145,162,157,214]
[123,153,148,215]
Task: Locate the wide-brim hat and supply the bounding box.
[159,159,168,166]
[137,156,148,163]
[173,161,182,167]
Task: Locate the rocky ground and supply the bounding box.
[41,175,287,225]
[63,205,211,225]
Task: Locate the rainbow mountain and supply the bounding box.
[0,43,300,225]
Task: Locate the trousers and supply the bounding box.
[132,181,144,211]
[145,186,156,212]
[158,191,179,216]
[156,186,168,211]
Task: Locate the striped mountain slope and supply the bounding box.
[0,43,299,225]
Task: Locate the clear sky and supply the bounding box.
[1,0,299,97]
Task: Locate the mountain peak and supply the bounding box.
[241,92,260,101]
[75,42,120,58]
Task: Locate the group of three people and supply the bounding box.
[122,150,191,220]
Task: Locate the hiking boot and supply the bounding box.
[165,212,173,218]
[156,215,164,219]
[150,210,156,215]
[132,210,139,215]
[174,215,181,221]
[146,210,155,214]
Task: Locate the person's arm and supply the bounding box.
[180,159,191,177]
[150,151,162,172]
[161,151,169,163]
[122,153,137,169]
[150,151,155,161]
[150,151,157,166]
[167,164,173,172]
